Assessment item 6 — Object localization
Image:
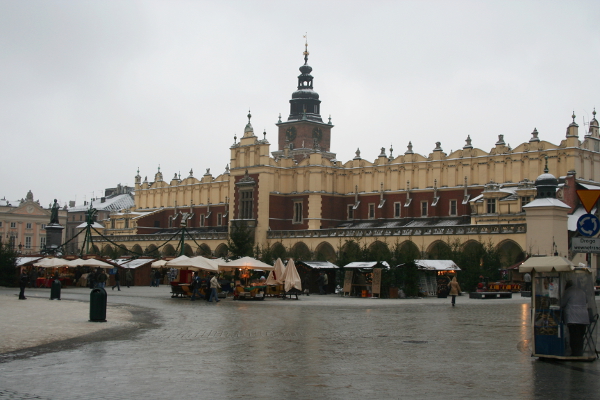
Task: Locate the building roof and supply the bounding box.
[415,259,461,271]
[69,193,134,212]
[296,260,339,269]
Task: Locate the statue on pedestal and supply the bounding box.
[50,199,60,224]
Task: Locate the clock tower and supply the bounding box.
[273,40,335,162]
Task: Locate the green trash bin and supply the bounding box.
[50,279,61,300]
[89,288,107,322]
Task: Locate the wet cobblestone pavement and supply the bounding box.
[1,287,599,399]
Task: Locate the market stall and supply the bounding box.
[519,256,598,360]
[342,261,389,298]
[415,260,460,298]
[33,257,73,287]
[219,257,274,300]
[295,260,338,294]
[112,257,157,287]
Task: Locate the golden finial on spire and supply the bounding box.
[303,33,309,63]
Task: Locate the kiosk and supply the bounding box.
[519,256,598,361]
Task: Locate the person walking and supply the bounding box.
[448,276,461,307]
[523,272,532,292]
[561,280,590,356]
[190,272,202,301]
[97,269,107,288]
[19,269,28,300]
[322,272,328,294]
[154,269,161,287]
[318,272,325,295]
[112,269,121,291]
[208,273,221,303]
[125,269,133,288]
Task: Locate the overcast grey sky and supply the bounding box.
[1,0,598,208]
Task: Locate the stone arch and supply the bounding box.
[195,243,211,256]
[461,240,483,254]
[290,241,311,261]
[131,244,143,255]
[101,245,113,257]
[315,241,336,262]
[496,239,525,267]
[183,244,194,257]
[427,240,452,260]
[271,242,287,260]
[115,245,128,257]
[146,244,159,258]
[214,243,228,258]
[90,245,100,255]
[396,240,421,262]
[368,240,391,262]
[162,244,176,257]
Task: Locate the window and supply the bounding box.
[293,201,303,224]
[26,223,32,229]
[449,200,457,216]
[421,201,428,217]
[40,237,46,249]
[347,205,354,220]
[9,236,15,248]
[10,222,16,228]
[368,203,375,219]
[154,221,160,228]
[124,218,129,228]
[25,236,31,249]
[486,198,497,214]
[240,190,254,219]
[521,196,531,211]
[111,219,115,229]
[394,202,401,218]
[217,213,222,226]
[41,224,46,230]
[200,214,205,227]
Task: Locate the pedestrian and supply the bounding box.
[448,276,461,307]
[112,269,121,291]
[29,267,38,288]
[19,269,28,300]
[97,269,107,288]
[209,273,221,303]
[154,269,161,287]
[523,272,531,292]
[125,269,133,288]
[322,272,329,294]
[190,272,202,301]
[318,272,325,295]
[561,280,590,356]
[88,269,96,289]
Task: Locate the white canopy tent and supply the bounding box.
[519,256,575,273]
[266,258,286,285]
[33,258,70,268]
[166,256,219,272]
[218,256,274,271]
[281,258,302,292]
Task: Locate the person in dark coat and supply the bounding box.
[112,269,121,291]
[154,269,161,287]
[318,272,325,295]
[125,269,133,288]
[19,270,28,300]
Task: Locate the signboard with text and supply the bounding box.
[572,237,600,254]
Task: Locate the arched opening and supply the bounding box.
[214,243,228,258]
[315,242,336,262]
[427,241,452,260]
[183,244,194,257]
[146,244,159,258]
[131,244,143,256]
[195,243,211,256]
[89,245,100,255]
[290,242,311,261]
[496,239,525,267]
[271,242,287,260]
[395,240,421,263]
[101,245,113,258]
[368,241,391,262]
[339,240,362,265]
[162,244,176,257]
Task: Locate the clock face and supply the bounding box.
[26,205,34,214]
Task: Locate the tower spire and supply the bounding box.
[303,33,309,64]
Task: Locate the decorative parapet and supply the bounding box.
[267,224,526,239]
[92,231,228,243]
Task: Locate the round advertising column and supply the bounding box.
[89,288,107,322]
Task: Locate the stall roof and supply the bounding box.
[112,258,156,269]
[296,261,339,269]
[415,260,461,271]
[344,261,389,269]
[519,256,574,273]
[15,256,43,267]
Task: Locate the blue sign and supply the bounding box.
[577,214,600,237]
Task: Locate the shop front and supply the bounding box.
[415,260,460,298]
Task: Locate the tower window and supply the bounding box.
[293,201,303,224]
[486,199,497,214]
[394,202,401,218]
[449,200,457,216]
[200,214,205,227]
[421,201,428,217]
[240,190,254,219]
[217,213,222,226]
[347,205,354,220]
[521,196,531,211]
[369,204,375,219]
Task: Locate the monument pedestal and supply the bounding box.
[45,223,64,255]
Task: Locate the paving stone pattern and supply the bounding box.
[1,287,599,400]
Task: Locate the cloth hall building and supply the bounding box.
[90,49,600,269]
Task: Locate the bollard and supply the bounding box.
[50,279,61,300]
[89,288,107,322]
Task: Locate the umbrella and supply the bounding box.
[266,258,286,285]
[65,258,86,267]
[151,259,168,268]
[33,258,70,268]
[218,256,274,271]
[165,255,191,269]
[166,256,219,272]
[281,258,302,292]
[77,258,115,268]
